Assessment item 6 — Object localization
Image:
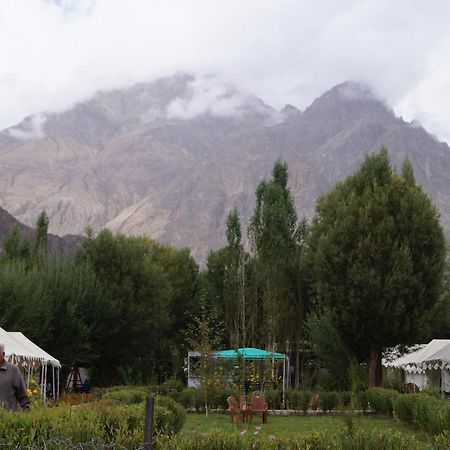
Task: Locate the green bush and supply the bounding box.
[338,391,352,409]
[366,388,398,416]
[264,388,283,409]
[178,387,197,409]
[356,391,369,412]
[393,393,450,436]
[0,394,186,448]
[155,396,186,435]
[101,386,148,404]
[420,387,442,399]
[318,391,339,412]
[299,391,313,412]
[392,394,416,424]
[159,378,184,396]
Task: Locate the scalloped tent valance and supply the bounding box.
[0,327,60,368]
[385,339,450,374]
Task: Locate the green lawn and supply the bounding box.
[182,412,431,444]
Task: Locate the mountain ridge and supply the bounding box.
[1,75,449,262]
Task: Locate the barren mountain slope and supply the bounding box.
[1,77,449,262]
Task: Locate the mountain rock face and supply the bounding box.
[1,75,450,263]
[0,207,82,257]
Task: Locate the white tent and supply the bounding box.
[385,339,450,395]
[0,327,61,400]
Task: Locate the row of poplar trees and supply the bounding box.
[202,148,450,388]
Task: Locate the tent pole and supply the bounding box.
[26,363,31,389]
[52,366,55,400]
[282,357,286,408]
[57,368,60,399]
[43,364,47,403]
[40,365,43,400]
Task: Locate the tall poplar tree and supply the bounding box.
[223,208,246,347]
[307,149,446,386]
[248,160,300,351]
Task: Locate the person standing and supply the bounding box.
[0,342,30,410]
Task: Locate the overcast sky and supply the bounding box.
[2,0,450,143]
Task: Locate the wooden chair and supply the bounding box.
[239,394,252,422]
[249,393,268,424]
[404,383,420,393]
[227,396,242,423]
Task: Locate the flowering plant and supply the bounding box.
[27,378,40,402]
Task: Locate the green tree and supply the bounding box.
[33,211,49,261]
[2,225,31,262]
[185,292,224,417]
[307,149,446,386]
[223,208,246,347]
[248,160,301,351]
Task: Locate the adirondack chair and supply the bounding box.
[249,393,268,424]
[227,396,242,423]
[404,382,420,393]
[239,394,252,422]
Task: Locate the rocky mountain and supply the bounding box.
[0,207,81,257]
[1,75,450,263]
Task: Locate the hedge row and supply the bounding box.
[163,386,396,413]
[0,395,186,448]
[394,394,450,436]
[155,429,449,450]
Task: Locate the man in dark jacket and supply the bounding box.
[0,342,30,410]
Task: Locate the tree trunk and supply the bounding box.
[294,341,300,390]
[368,348,382,387]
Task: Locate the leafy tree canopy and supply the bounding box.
[307,148,446,386]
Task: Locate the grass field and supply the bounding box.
[182,412,432,444]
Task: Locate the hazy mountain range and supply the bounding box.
[1,74,450,263]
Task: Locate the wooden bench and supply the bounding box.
[248,393,268,424]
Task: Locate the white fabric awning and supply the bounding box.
[385,339,450,373]
[0,327,61,368]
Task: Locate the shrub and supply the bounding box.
[159,378,184,396]
[101,386,148,404]
[356,391,369,412]
[338,391,352,409]
[392,394,416,424]
[318,391,338,412]
[264,388,283,409]
[420,387,442,399]
[299,391,313,412]
[393,393,450,436]
[0,395,186,448]
[366,388,398,416]
[155,396,186,435]
[285,389,301,410]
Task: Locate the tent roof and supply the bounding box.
[215,347,287,360]
[0,327,61,368]
[9,332,61,368]
[385,339,450,372]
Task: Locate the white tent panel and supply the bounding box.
[9,332,61,368]
[386,340,450,372]
[0,327,60,368]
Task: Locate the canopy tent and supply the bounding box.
[216,347,287,360]
[0,327,61,400]
[385,340,450,395]
[187,347,289,406]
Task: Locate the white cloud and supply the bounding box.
[8,113,47,140]
[1,0,450,143]
[166,77,248,119]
